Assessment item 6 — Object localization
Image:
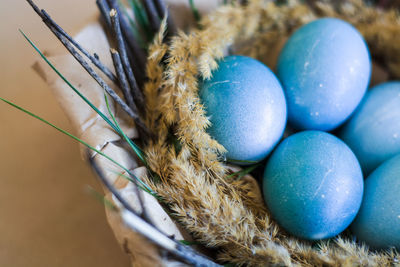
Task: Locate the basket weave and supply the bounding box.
[140,0,400,266]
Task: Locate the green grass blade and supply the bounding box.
[129,0,153,41]
[104,91,146,164]
[117,0,147,48]
[225,164,260,180]
[19,29,121,135]
[178,240,202,246]
[129,0,150,28]
[188,0,201,22]
[0,96,153,194]
[226,158,259,164]
[85,185,118,211]
[108,169,160,199]
[20,29,148,171]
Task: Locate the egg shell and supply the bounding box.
[277,18,371,131]
[340,81,400,175]
[199,55,287,163]
[351,154,400,250]
[263,131,364,240]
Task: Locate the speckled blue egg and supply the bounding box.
[263,131,364,240]
[199,55,287,163]
[277,18,371,131]
[351,154,400,250]
[340,81,400,175]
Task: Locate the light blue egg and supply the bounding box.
[351,154,400,250]
[277,18,371,131]
[199,55,287,163]
[340,81,400,175]
[263,131,364,240]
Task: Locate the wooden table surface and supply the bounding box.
[0,1,130,266]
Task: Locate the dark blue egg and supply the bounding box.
[263,131,363,240]
[351,154,400,250]
[199,55,287,163]
[340,81,400,175]
[277,18,371,131]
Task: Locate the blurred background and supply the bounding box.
[0,1,130,266]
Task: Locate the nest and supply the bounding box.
[139,0,400,266]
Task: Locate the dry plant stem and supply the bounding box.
[97,0,112,26]
[27,0,118,86]
[97,0,146,87]
[106,0,147,76]
[110,48,149,138]
[50,31,140,121]
[140,0,161,33]
[88,153,221,267]
[25,0,141,123]
[153,0,177,35]
[110,9,145,113]
[40,10,119,86]
[88,152,146,219]
[111,48,138,113]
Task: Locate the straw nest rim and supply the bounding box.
[141,0,400,266]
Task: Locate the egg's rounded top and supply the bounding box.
[199,55,287,163]
[277,18,371,131]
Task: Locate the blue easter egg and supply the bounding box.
[277,18,371,131]
[199,55,287,163]
[263,131,364,240]
[340,81,400,175]
[351,154,400,250]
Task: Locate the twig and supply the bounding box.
[88,150,149,223]
[153,0,177,35]
[25,0,142,124]
[27,0,118,85]
[110,9,145,112]
[110,48,137,112]
[47,29,139,120]
[40,10,119,86]
[140,0,161,33]
[97,0,145,86]
[110,48,150,138]
[107,0,147,72]
[96,0,112,27]
[89,153,222,267]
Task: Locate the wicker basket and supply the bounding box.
[37,0,400,266]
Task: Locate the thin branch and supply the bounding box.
[111,48,137,112]
[89,153,222,267]
[97,0,145,86]
[140,0,161,33]
[50,31,140,120]
[110,48,150,138]
[41,10,119,85]
[27,0,118,85]
[25,0,141,123]
[107,0,147,69]
[103,97,149,221]
[110,9,145,112]
[96,0,112,27]
[88,150,147,222]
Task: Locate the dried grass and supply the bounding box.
[142,1,400,265]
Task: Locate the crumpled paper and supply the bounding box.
[35,1,223,266]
